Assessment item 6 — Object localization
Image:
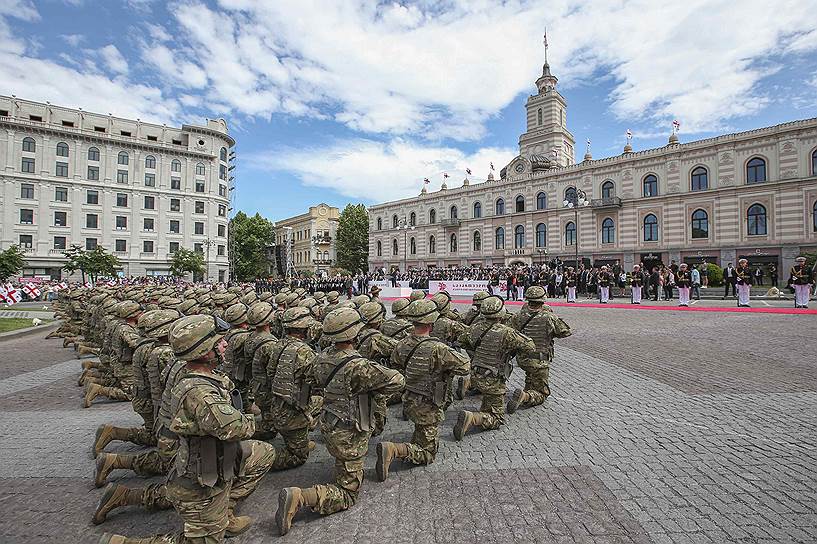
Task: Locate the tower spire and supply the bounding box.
[543,30,548,65]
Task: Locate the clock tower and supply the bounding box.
[518,34,576,167]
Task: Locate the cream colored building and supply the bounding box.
[0,96,234,281]
[274,203,339,276]
[369,59,817,274]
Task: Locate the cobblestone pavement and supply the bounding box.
[1,306,816,544]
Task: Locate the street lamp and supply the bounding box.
[563,188,589,269]
[536,248,548,266]
[397,218,415,273]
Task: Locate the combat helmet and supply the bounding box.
[117,300,143,320]
[409,290,426,302]
[351,294,370,308]
[524,286,546,302]
[177,299,200,316]
[325,291,340,303]
[322,307,364,342]
[313,291,326,304]
[480,296,505,319]
[390,298,411,317]
[359,301,387,326]
[247,301,275,327]
[139,309,181,339]
[431,291,452,313]
[224,303,249,326]
[472,291,489,306]
[405,299,439,324]
[281,306,313,330]
[170,314,231,361]
[240,292,258,306]
[258,292,274,302]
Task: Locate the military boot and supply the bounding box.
[453,410,483,441]
[506,389,529,414]
[84,383,104,408]
[226,510,253,536]
[453,375,471,400]
[97,533,154,544]
[95,452,134,488]
[94,424,137,456]
[78,369,90,386]
[93,484,143,524]
[82,359,101,370]
[376,441,410,482]
[276,486,319,536]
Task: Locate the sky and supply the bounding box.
[2,0,817,222]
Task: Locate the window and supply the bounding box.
[218,224,226,237]
[94,126,106,133]
[86,165,99,180]
[194,243,203,254]
[54,211,67,226]
[86,238,98,250]
[217,245,225,256]
[535,223,546,247]
[171,159,181,172]
[145,155,156,169]
[219,164,227,180]
[691,209,709,239]
[450,206,458,219]
[746,157,766,183]
[86,190,99,204]
[195,162,205,176]
[691,167,708,191]
[171,177,181,190]
[88,147,100,161]
[144,218,155,231]
[172,139,182,145]
[22,137,35,152]
[392,214,398,228]
[643,174,658,197]
[376,217,382,230]
[219,184,227,197]
[643,214,659,241]
[20,209,33,224]
[220,147,228,161]
[118,151,129,165]
[449,233,458,252]
[86,214,98,229]
[144,196,155,210]
[409,212,416,226]
[21,157,35,173]
[601,218,615,244]
[812,149,817,176]
[537,108,543,125]
[813,200,817,232]
[143,241,154,253]
[495,227,505,249]
[495,198,505,215]
[53,236,67,250]
[115,239,127,252]
[116,216,127,229]
[218,204,226,217]
[429,209,436,224]
[376,241,382,257]
[62,120,74,127]
[514,225,525,248]
[195,222,204,235]
[170,220,180,233]
[147,135,157,142]
[473,202,482,218]
[169,242,179,253]
[195,181,205,193]
[56,142,69,157]
[144,173,155,187]
[565,221,576,245]
[116,193,128,207]
[117,170,128,183]
[747,204,767,235]
[192,201,204,214]
[29,115,42,122]
[410,237,416,254]
[19,235,33,248]
[392,239,399,255]
[473,231,481,251]
[55,187,68,201]
[536,192,547,210]
[429,235,436,254]
[515,195,525,213]
[55,162,68,177]
[20,183,34,199]
[601,181,615,199]
[121,131,131,137]
[170,198,180,212]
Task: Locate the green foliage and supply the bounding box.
[804,252,817,271]
[336,203,369,273]
[62,245,120,282]
[170,248,205,277]
[0,245,25,281]
[230,211,275,281]
[705,263,723,286]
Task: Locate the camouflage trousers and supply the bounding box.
[132,396,156,439]
[470,374,507,430]
[132,433,177,477]
[516,356,551,407]
[111,359,135,394]
[310,422,370,516]
[402,393,444,465]
[267,402,311,471]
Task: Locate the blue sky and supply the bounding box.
[2,0,817,221]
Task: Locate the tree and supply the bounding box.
[170,248,205,278]
[336,203,369,273]
[0,245,25,281]
[229,211,275,281]
[62,245,120,283]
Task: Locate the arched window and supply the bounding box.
[514,225,525,248]
[691,166,708,191]
[429,235,436,254]
[643,174,658,197]
[56,142,69,157]
[812,149,817,176]
[402,212,412,226]
[643,214,659,241]
[376,241,382,257]
[392,239,399,255]
[515,195,525,213]
[601,181,615,199]
[473,231,481,251]
[87,147,100,161]
[813,200,817,232]
[537,108,543,126]
[691,209,709,239]
[495,227,505,249]
[449,233,458,253]
[450,205,458,219]
[565,222,576,246]
[535,223,546,247]
[195,162,206,176]
[22,137,35,152]
[220,147,228,161]
[171,159,181,172]
[746,157,766,183]
[429,209,436,224]
[410,237,416,254]
[473,201,482,218]
[495,198,505,215]
[117,151,129,165]
[747,204,767,235]
[145,155,156,169]
[536,192,547,210]
[564,187,577,204]
[601,218,615,244]
[392,214,398,228]
[376,217,382,231]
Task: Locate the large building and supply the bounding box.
[0,96,234,281]
[273,203,339,276]
[368,55,817,275]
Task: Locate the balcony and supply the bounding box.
[313,236,332,245]
[49,249,65,255]
[313,259,333,266]
[21,247,35,254]
[505,249,527,256]
[440,218,461,228]
[590,197,622,209]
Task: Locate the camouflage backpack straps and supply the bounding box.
[403,337,448,405]
[270,339,311,410]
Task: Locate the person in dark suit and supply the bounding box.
[722,262,737,298]
[650,267,660,301]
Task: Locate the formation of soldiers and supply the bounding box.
[48,282,571,542]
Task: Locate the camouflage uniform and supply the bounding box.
[357,301,399,436]
[223,327,252,407]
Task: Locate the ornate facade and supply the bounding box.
[273,203,339,276]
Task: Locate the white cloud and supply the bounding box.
[99,44,128,74]
[60,34,84,47]
[142,43,207,88]
[246,138,517,203]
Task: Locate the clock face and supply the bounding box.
[514,163,525,173]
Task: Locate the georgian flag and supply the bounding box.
[83,281,93,288]
[423,178,430,184]
[22,283,41,298]
[56,282,68,290]
[0,285,7,304]
[4,283,22,305]
[443,172,449,179]
[673,119,680,131]
[466,168,472,176]
[106,279,118,287]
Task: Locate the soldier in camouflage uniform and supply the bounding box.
[379,298,413,341]
[246,302,280,438]
[99,314,277,544]
[220,303,253,408]
[376,299,470,481]
[430,292,467,346]
[357,301,399,436]
[462,291,489,326]
[454,296,536,441]
[409,289,426,302]
[506,286,572,413]
[275,307,405,536]
[324,291,341,314]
